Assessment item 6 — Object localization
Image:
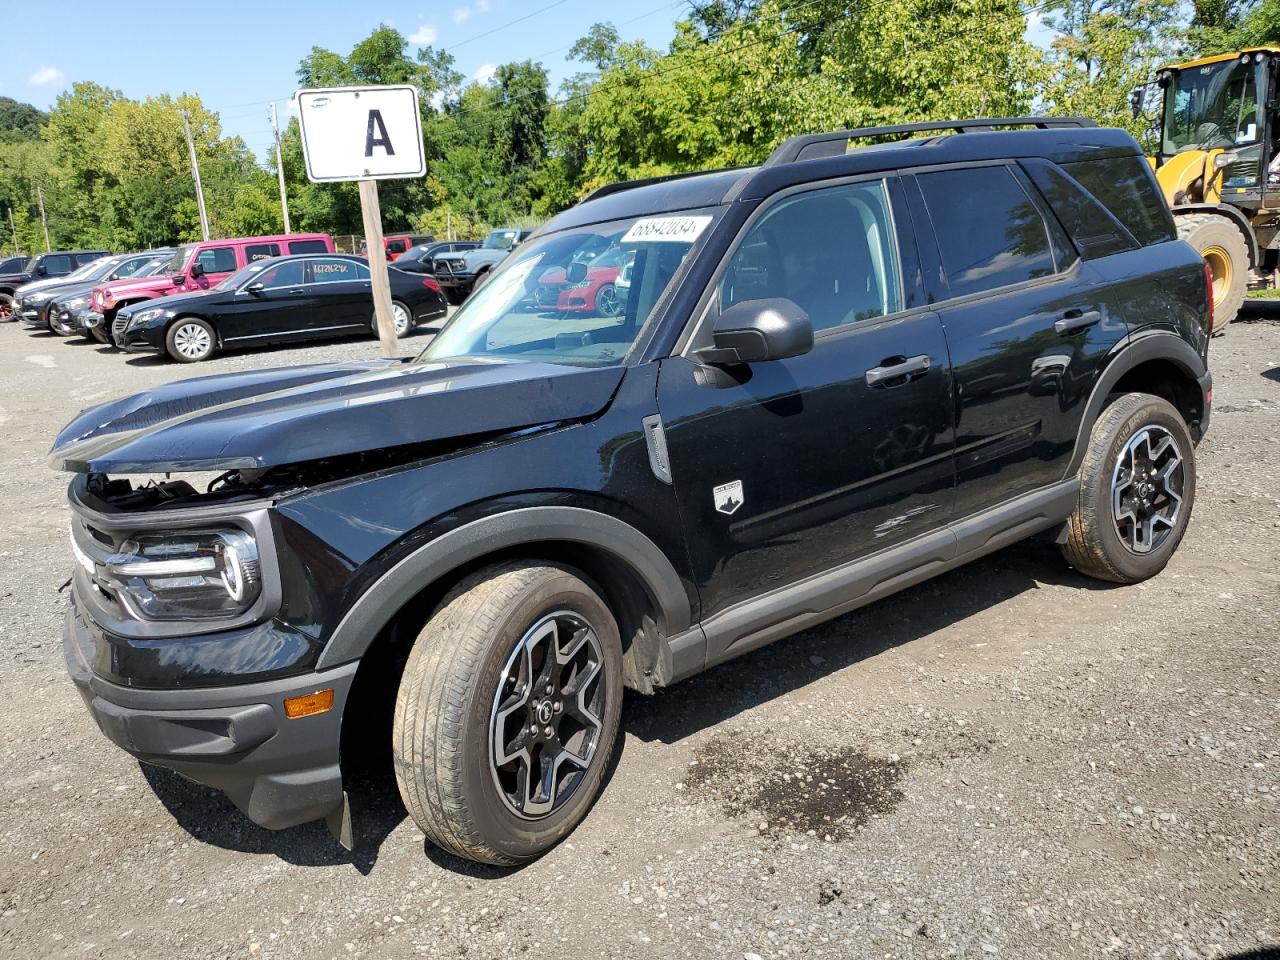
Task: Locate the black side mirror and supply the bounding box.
[1129,86,1144,119]
[695,298,813,366]
[190,261,204,279]
[34,264,46,277]
[245,282,265,295]
[566,261,588,284]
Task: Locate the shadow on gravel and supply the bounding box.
[623,537,1109,746]
[1220,950,1280,960]
[1264,366,1280,384]
[140,761,404,875]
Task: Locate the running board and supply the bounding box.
[670,480,1081,675]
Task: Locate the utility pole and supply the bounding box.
[181,111,211,241]
[8,207,18,255]
[269,102,292,233]
[358,179,398,357]
[35,184,50,251]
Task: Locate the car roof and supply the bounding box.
[543,118,1138,234]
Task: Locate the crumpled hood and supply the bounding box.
[49,358,625,474]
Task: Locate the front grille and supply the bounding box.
[111,313,129,344]
[1223,159,1260,188]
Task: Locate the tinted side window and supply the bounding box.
[196,246,238,273]
[288,239,328,254]
[310,258,363,283]
[256,260,307,289]
[1019,158,1138,260]
[245,243,280,261]
[387,239,407,255]
[44,255,73,275]
[1063,156,1176,246]
[720,179,902,332]
[75,252,106,266]
[917,165,1055,298]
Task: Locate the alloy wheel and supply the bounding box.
[489,610,606,819]
[393,303,411,336]
[172,322,212,360]
[596,284,622,317]
[0,294,13,322]
[1111,425,1184,554]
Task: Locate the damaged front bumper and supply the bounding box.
[64,595,354,831]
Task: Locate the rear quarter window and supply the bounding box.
[1020,158,1139,260]
[1062,156,1176,246]
[916,164,1056,298]
[288,239,329,254]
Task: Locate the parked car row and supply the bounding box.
[4,232,450,362]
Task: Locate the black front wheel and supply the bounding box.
[393,561,623,865]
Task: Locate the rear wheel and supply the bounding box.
[1061,393,1196,584]
[1175,212,1248,335]
[0,293,14,323]
[371,300,414,338]
[165,317,216,362]
[393,561,622,865]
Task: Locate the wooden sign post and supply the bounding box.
[295,85,427,359]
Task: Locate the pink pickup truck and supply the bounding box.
[85,233,334,344]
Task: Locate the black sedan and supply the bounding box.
[114,254,449,362]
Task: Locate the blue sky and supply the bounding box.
[1,0,685,163]
[4,1,1056,165]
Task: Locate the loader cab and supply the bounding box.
[1153,50,1279,209]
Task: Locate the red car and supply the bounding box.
[533,248,632,316]
[359,234,435,261]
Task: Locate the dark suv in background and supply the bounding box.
[0,250,111,320]
[53,118,1211,867]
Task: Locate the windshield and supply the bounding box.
[1163,59,1263,155]
[137,256,172,277]
[166,245,196,275]
[61,259,110,282]
[418,210,717,368]
[482,230,521,250]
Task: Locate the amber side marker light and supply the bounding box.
[284,688,335,719]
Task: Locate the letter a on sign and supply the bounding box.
[296,85,425,183]
[365,110,395,157]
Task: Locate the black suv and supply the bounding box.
[0,249,112,319]
[53,118,1212,866]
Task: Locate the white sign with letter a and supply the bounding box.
[296,85,426,183]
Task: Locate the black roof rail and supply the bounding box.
[765,116,1099,166]
[581,165,749,204]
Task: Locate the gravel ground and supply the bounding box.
[0,312,1277,960]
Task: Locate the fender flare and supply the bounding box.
[1172,203,1258,268]
[1064,332,1208,478]
[315,506,693,670]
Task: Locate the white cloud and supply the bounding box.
[475,0,490,11]
[27,66,64,87]
[452,6,472,24]
[473,63,496,85]
[409,23,438,45]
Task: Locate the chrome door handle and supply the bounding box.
[865,354,931,387]
[1054,309,1102,335]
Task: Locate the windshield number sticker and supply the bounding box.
[622,215,712,244]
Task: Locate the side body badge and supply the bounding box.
[713,480,744,515]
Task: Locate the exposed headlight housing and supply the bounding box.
[1213,152,1239,169]
[99,529,262,621]
[61,293,89,310]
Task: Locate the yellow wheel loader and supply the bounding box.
[1134,48,1280,333]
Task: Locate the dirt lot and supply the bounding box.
[0,313,1277,960]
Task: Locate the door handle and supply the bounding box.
[1054,308,1102,335]
[287,288,306,295]
[865,354,931,387]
